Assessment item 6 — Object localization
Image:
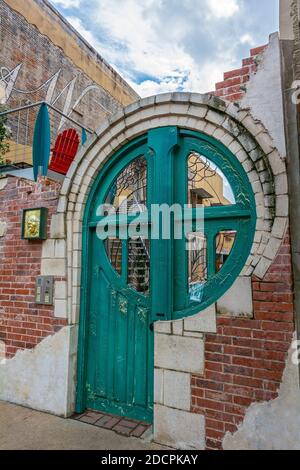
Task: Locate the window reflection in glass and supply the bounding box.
[105,237,122,276]
[128,238,150,295]
[105,156,147,214]
[216,231,237,272]
[188,232,207,303]
[188,152,235,207]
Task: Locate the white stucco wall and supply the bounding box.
[241,33,286,157]
[0,326,78,417]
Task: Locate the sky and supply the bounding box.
[49,0,279,98]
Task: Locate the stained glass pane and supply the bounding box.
[128,238,150,295]
[105,237,122,275]
[188,232,207,303]
[188,152,235,207]
[105,156,147,214]
[216,231,237,272]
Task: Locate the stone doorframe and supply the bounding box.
[42,92,288,447]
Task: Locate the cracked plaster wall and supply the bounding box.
[223,338,300,450]
[0,326,78,417]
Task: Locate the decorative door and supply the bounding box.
[77,127,256,422]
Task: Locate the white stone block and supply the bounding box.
[155,334,204,374]
[154,405,205,450]
[50,213,66,239]
[155,93,173,104]
[268,150,286,175]
[220,133,235,147]
[254,256,271,279]
[236,149,249,164]
[241,115,265,137]
[248,170,259,183]
[57,196,68,214]
[54,239,66,259]
[72,267,81,288]
[171,92,191,103]
[42,240,55,259]
[276,195,289,217]
[54,299,68,319]
[184,331,204,338]
[256,131,275,155]
[206,110,225,126]
[72,233,82,251]
[172,320,183,336]
[73,250,82,269]
[55,281,67,300]
[154,368,164,405]
[189,105,207,119]
[155,321,172,334]
[184,304,217,333]
[204,122,217,136]
[264,237,282,260]
[213,128,226,140]
[228,140,243,155]
[217,277,253,317]
[271,217,287,239]
[274,174,288,195]
[41,259,66,277]
[163,370,191,411]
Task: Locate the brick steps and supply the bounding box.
[212,44,268,102]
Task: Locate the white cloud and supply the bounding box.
[52,0,81,8]
[67,16,100,46]
[206,0,240,19]
[73,0,233,97]
[240,33,256,46]
[50,0,276,99]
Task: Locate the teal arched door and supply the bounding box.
[76,127,256,422]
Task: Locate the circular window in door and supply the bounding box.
[87,127,256,322]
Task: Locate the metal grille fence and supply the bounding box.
[0,102,94,177]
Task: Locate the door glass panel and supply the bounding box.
[105,156,147,214]
[216,230,237,272]
[105,237,122,275]
[188,152,235,207]
[188,232,207,303]
[128,238,150,295]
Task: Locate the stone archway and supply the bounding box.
[41,92,288,446]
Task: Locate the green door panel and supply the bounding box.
[76,126,256,420]
[84,231,153,421]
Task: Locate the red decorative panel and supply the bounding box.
[49,128,80,175]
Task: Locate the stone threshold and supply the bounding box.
[73,410,152,439]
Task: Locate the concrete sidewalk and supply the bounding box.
[0,401,165,450]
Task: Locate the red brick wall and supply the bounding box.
[0,176,67,358]
[191,233,294,450]
[213,45,267,102]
